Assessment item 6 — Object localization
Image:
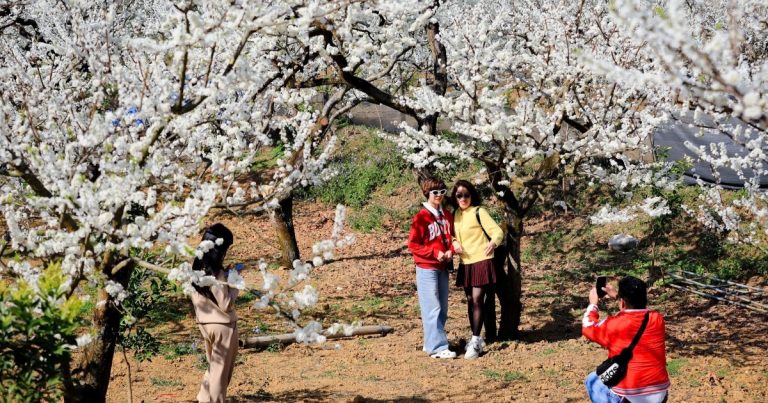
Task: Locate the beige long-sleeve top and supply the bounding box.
[191,271,239,325]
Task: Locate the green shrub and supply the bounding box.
[119,266,179,362]
[0,264,85,402]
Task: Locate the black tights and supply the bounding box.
[465,285,494,337]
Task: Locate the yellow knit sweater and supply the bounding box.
[453,206,505,265]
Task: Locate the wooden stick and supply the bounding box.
[240,325,394,349]
[669,273,768,310]
[667,283,768,313]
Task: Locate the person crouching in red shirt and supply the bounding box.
[408,177,457,359]
[583,276,670,402]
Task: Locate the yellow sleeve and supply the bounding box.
[452,210,460,243]
[478,208,505,246]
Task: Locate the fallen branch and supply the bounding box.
[240,325,394,349]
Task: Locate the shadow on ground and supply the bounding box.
[662,292,768,365]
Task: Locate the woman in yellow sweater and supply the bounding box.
[450,180,505,359]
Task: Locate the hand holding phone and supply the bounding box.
[596,276,607,299]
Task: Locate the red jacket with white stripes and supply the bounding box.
[407,206,454,270]
[582,305,671,397]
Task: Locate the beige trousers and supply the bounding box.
[196,323,238,403]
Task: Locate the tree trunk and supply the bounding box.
[270,194,300,268]
[495,211,524,341]
[65,262,132,403]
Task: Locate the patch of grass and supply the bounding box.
[666,358,687,377]
[351,296,383,315]
[253,320,271,335]
[78,298,95,319]
[529,283,547,292]
[349,205,409,232]
[250,144,284,171]
[689,379,702,388]
[265,341,282,353]
[525,229,568,261]
[540,348,556,356]
[481,370,526,382]
[391,296,407,308]
[196,351,209,370]
[301,130,409,209]
[151,377,183,387]
[716,367,731,378]
[320,370,338,378]
[160,342,196,360]
[237,290,259,304]
[146,296,189,326]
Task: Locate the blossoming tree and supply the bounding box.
[0,0,357,400]
[304,0,677,338]
[599,0,768,242]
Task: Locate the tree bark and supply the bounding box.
[270,194,300,268]
[64,261,132,403]
[492,210,524,341]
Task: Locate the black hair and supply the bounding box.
[618,276,648,309]
[449,179,482,210]
[192,223,234,302]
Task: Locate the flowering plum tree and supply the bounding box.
[304,0,675,337]
[0,0,358,400]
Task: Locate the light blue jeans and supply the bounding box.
[415,267,450,354]
[585,372,622,403]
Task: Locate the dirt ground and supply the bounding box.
[106,203,768,402]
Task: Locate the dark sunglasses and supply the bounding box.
[455,192,471,200]
[429,189,447,196]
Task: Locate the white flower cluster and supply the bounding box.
[104,280,128,303]
[293,320,325,344]
[590,205,637,225]
[292,285,318,309]
[75,334,94,348]
[590,197,673,225]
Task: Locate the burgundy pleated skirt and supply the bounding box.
[455,258,496,287]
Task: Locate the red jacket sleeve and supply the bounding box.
[582,304,611,349]
[408,213,439,259]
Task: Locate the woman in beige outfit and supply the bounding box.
[191,223,239,403]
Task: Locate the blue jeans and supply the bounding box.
[415,267,450,354]
[585,372,622,403]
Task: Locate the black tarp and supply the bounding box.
[653,114,768,189]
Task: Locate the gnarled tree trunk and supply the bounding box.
[270,194,300,268]
[64,260,132,403]
[496,213,523,340]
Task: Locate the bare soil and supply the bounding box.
[106,203,768,402]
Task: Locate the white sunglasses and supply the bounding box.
[429,189,447,196]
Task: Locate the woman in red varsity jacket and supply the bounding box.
[583,276,670,403]
[407,177,457,359]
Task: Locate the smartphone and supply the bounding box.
[234,263,245,272]
[596,276,607,298]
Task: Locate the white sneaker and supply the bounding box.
[464,340,482,359]
[465,337,485,352]
[430,349,457,359]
